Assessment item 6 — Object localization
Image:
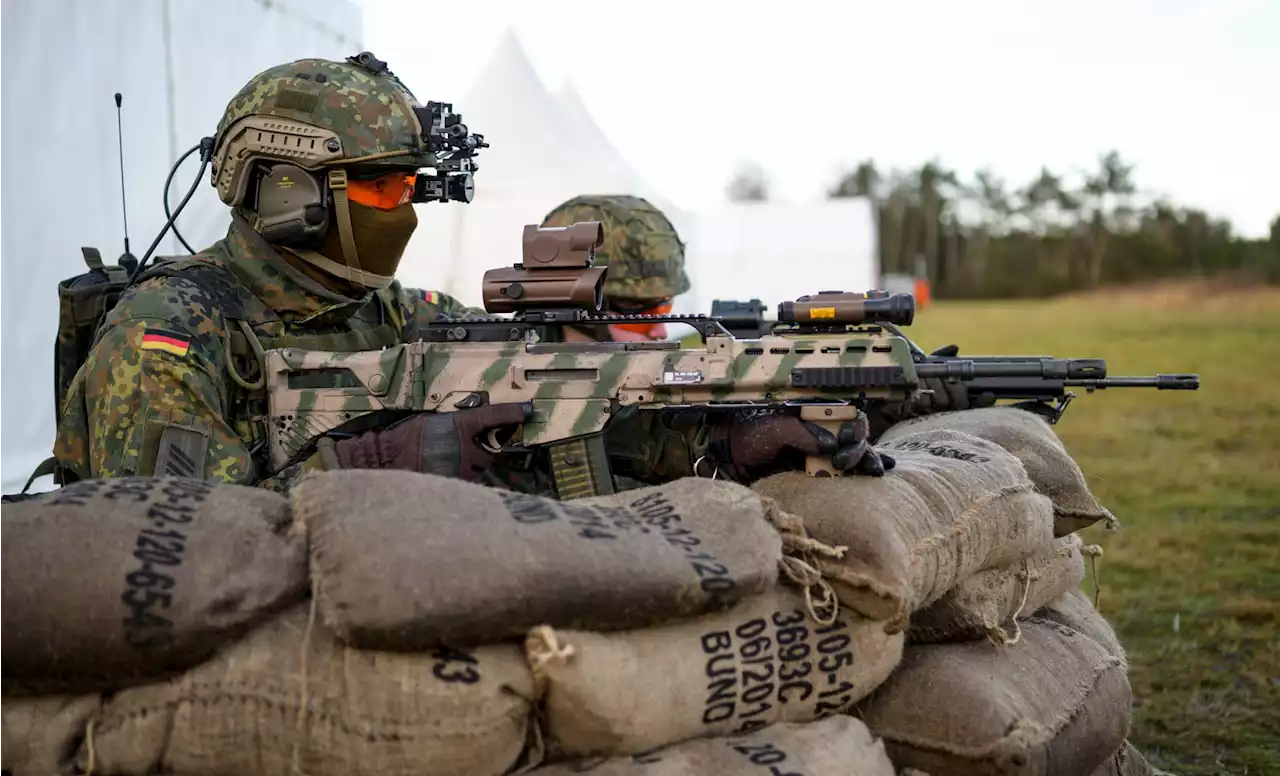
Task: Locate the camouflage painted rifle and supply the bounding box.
[264,221,1200,498]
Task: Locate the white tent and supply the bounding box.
[0,0,363,494]
[554,81,643,197]
[554,81,688,225]
[393,31,676,309]
[553,80,695,251]
[552,81,700,335]
[678,199,881,320]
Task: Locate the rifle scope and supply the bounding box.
[482,222,607,315]
[778,291,915,327]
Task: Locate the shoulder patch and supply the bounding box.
[420,290,440,305]
[141,327,192,357]
[154,424,210,479]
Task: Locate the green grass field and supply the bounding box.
[688,281,1280,773]
[905,283,1280,775]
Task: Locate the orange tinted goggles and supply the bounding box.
[346,172,417,210]
[610,300,673,337]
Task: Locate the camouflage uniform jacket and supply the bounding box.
[53,214,476,492]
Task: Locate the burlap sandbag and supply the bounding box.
[1090,741,1155,776]
[752,429,1056,630]
[76,604,534,776]
[877,407,1117,536]
[857,619,1132,776]
[909,534,1092,645]
[529,716,894,776]
[1,477,305,694]
[528,586,903,759]
[296,471,802,650]
[1,694,102,776]
[1035,589,1126,663]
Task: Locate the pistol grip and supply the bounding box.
[799,405,860,478]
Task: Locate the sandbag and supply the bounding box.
[1036,588,1126,662]
[857,619,1132,776]
[76,605,535,776]
[1090,741,1155,776]
[752,429,1056,629]
[297,471,795,649]
[528,586,903,759]
[2,694,102,776]
[877,406,1117,536]
[530,716,895,776]
[909,534,1090,644]
[1,477,305,694]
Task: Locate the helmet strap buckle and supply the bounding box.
[327,169,363,272]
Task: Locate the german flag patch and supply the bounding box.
[421,290,440,305]
[140,328,191,357]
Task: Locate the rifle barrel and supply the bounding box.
[915,358,1108,381]
[1070,374,1200,390]
[914,359,1200,392]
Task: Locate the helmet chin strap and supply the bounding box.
[291,169,393,290]
[290,248,394,290]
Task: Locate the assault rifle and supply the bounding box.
[264,221,1199,499]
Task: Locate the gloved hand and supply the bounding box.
[314,402,533,481]
[868,344,997,437]
[701,410,895,483]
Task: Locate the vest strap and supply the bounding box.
[288,247,393,290]
[228,321,402,357]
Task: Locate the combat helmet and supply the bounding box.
[540,195,690,304]
[210,51,483,288]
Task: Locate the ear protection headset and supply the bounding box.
[249,162,332,247]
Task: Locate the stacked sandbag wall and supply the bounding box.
[752,408,1148,775]
[3,407,1162,776]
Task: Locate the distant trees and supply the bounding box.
[820,151,1278,299]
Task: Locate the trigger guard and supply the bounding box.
[481,428,504,454]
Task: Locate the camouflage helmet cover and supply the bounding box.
[211,53,435,207]
[540,195,690,301]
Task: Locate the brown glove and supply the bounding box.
[703,410,895,483]
[320,403,533,481]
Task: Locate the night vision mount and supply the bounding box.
[414,100,488,204]
[346,51,489,205]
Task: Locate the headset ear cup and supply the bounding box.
[251,163,330,246]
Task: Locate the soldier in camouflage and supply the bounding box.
[541,194,690,345]
[504,194,894,492]
[53,52,530,490]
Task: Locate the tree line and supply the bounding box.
[725,153,1280,299]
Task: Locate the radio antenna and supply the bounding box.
[114,93,137,272]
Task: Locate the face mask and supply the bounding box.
[319,200,419,282]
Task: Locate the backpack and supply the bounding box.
[20,247,152,491]
[24,243,408,492]
[53,247,143,428]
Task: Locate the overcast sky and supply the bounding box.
[362,0,1278,237]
